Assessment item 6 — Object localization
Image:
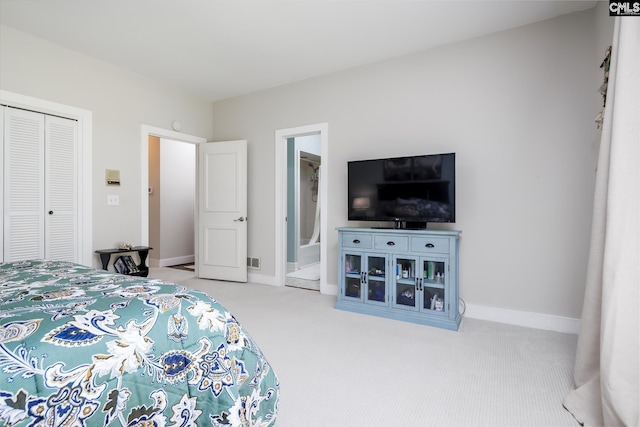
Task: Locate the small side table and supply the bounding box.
[95,246,153,277]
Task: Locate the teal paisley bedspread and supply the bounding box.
[0,260,279,427]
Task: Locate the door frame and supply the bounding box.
[274,123,332,294]
[0,90,93,266]
[139,125,206,252]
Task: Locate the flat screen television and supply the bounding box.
[348,153,455,228]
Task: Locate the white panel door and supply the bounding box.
[45,115,78,261]
[197,140,247,282]
[3,107,45,261]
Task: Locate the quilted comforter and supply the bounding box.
[0,260,279,426]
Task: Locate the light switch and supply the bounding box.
[107,195,119,206]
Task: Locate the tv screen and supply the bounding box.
[348,153,455,226]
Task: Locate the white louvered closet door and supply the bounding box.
[45,115,78,261]
[2,106,78,262]
[3,107,45,261]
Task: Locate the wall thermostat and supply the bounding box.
[105,169,120,186]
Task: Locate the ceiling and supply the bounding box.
[0,0,596,102]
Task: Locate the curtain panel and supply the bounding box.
[563,17,640,427]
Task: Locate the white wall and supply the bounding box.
[210,9,601,321]
[0,25,213,267]
[0,7,613,325]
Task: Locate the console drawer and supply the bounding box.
[373,235,409,251]
[411,237,449,254]
[341,233,372,249]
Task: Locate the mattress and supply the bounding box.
[0,260,279,426]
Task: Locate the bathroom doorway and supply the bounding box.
[274,123,329,294]
[285,135,321,290]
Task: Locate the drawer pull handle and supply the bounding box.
[387,241,395,246]
[353,239,360,244]
[425,243,435,248]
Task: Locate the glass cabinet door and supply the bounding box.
[343,253,363,300]
[365,255,387,305]
[421,258,447,314]
[392,256,418,310]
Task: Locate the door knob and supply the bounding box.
[234,217,246,222]
[48,211,53,215]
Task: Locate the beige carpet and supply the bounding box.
[148,267,579,427]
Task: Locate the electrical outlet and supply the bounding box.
[107,195,119,206]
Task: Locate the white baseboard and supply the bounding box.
[248,273,579,333]
[321,283,338,296]
[464,303,580,334]
[248,272,277,286]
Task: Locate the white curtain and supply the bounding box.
[563,18,639,427]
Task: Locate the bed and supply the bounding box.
[0,260,279,426]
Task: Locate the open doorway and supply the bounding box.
[148,136,196,268]
[139,125,206,259]
[274,123,331,295]
[285,136,321,290]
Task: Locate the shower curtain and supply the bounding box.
[563,17,639,426]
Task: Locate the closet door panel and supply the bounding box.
[3,108,45,261]
[45,116,78,261]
